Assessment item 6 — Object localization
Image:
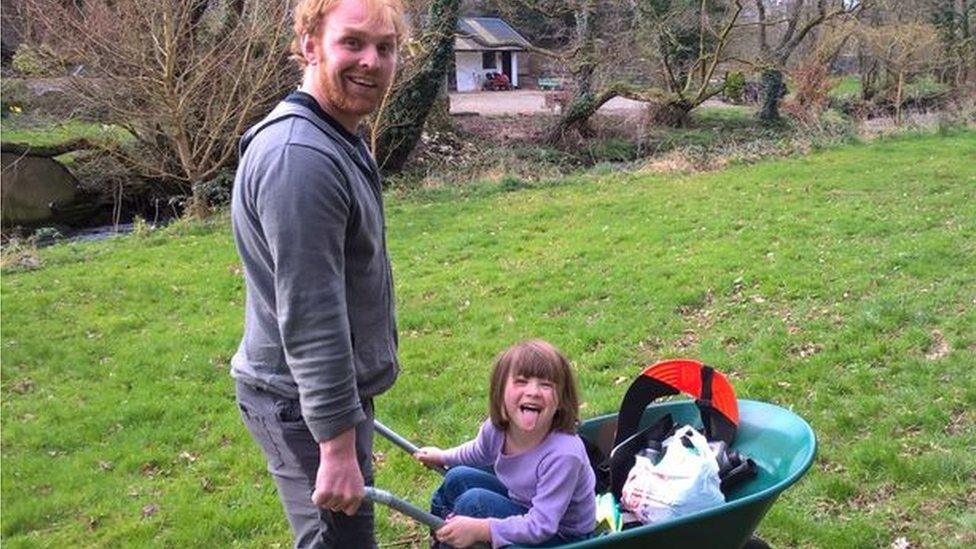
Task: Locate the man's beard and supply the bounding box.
[322,67,386,119]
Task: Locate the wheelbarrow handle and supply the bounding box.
[373,419,448,476]
[369,421,490,549]
[364,486,444,529]
[362,489,490,549]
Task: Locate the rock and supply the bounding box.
[1,151,80,227]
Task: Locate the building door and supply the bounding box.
[501,51,512,83]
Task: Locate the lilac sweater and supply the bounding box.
[442,420,596,548]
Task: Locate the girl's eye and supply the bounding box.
[344,38,360,48]
[378,43,392,55]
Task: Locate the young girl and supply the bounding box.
[415,340,596,548]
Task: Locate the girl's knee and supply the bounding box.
[453,488,495,516]
[443,465,476,483]
[432,466,482,516]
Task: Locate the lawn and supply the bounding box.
[2,131,974,548]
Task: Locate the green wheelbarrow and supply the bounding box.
[366,399,816,548]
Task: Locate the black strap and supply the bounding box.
[700,365,714,406]
[605,414,674,499]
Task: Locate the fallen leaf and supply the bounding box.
[141,503,159,518]
[674,330,698,351]
[10,378,35,394]
[890,536,911,549]
[791,342,823,358]
[925,330,950,360]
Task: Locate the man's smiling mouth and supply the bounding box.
[348,76,377,88]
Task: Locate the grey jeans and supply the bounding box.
[236,381,376,549]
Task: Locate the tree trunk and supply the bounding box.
[371,0,460,176]
[187,181,210,220]
[544,88,610,143]
[895,69,904,125]
[647,100,692,127]
[545,1,601,143]
[758,68,786,124]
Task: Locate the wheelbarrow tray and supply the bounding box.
[545,398,817,549]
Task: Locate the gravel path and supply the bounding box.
[449,90,648,116]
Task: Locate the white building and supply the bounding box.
[453,17,533,92]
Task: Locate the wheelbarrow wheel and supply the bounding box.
[743,535,771,549]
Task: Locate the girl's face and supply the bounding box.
[503,373,559,436]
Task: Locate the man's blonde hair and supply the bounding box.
[290,0,408,69]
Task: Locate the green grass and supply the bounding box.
[638,104,787,155]
[3,131,975,548]
[692,105,756,125]
[0,116,130,148]
[829,76,862,100]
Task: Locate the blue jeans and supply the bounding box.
[430,466,586,548]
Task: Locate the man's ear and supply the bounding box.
[301,33,317,66]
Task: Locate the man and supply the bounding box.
[230,1,406,547]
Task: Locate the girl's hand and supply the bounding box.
[413,446,446,467]
[436,515,491,547]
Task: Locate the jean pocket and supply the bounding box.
[274,399,309,432]
[240,409,285,470]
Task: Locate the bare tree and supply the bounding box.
[633,0,745,126]
[370,0,461,174]
[860,21,943,122]
[24,0,294,217]
[751,0,864,123]
[542,0,607,141]
[534,0,745,141]
[918,0,974,87]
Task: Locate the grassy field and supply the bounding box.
[2,131,975,548]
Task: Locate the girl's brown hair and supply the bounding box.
[488,340,580,434]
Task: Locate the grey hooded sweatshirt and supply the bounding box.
[230,99,398,442]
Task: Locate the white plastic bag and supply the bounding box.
[620,425,725,525]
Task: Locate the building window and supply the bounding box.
[482,52,496,69]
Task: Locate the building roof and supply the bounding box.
[454,17,532,52]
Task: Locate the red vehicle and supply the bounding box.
[482,71,512,91]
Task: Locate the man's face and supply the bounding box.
[307,0,398,128]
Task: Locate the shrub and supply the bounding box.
[581,138,638,164]
[724,71,746,104]
[783,59,834,124]
[901,75,951,107]
[10,45,51,76]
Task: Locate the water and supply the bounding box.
[29,223,136,248]
[66,223,136,243]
